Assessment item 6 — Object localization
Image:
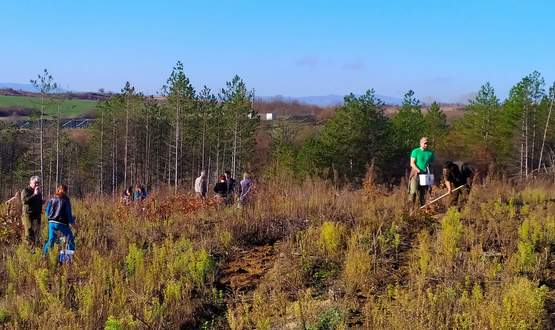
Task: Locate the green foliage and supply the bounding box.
[104,314,138,330]
[297,90,388,182]
[104,316,124,330]
[415,230,432,278]
[391,90,425,153]
[423,101,448,148]
[308,307,343,330]
[343,232,372,293]
[514,218,542,273]
[0,308,10,324]
[319,221,344,255]
[377,222,401,255]
[448,82,501,164]
[498,278,547,330]
[125,243,145,276]
[438,208,463,259]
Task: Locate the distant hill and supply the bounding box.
[0,82,66,93]
[0,83,38,92]
[260,94,403,107]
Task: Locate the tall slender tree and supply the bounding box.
[30,69,57,181]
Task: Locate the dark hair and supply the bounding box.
[55,184,68,197]
[443,160,454,168]
[225,170,231,176]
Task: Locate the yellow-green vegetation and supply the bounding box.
[0,177,554,329]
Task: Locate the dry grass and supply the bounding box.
[0,174,553,329]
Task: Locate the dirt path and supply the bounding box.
[217,244,276,293]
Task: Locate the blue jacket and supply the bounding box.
[45,196,75,225]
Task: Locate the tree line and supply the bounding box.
[0,68,553,198]
[271,71,555,185]
[0,62,259,198]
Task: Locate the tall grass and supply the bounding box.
[0,174,553,329]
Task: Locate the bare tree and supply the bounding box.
[30,69,57,181]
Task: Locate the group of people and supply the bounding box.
[6,176,77,255]
[3,139,470,258]
[121,184,148,204]
[195,170,254,207]
[409,136,475,210]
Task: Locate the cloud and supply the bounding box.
[295,56,320,68]
[341,59,366,71]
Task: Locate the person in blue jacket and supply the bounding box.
[43,184,76,254]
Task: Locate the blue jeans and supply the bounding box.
[43,222,75,254]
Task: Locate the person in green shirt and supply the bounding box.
[409,137,435,207]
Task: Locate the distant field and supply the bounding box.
[0,95,97,117]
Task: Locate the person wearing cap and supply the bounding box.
[409,137,435,207]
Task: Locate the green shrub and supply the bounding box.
[514,218,542,273]
[437,208,463,259]
[319,221,344,255]
[497,278,547,330]
[125,243,145,276]
[342,234,372,293]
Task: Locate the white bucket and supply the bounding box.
[59,249,74,263]
[418,173,434,186]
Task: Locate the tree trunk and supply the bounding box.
[40,94,44,181]
[538,93,554,173]
[124,93,130,189]
[175,98,180,194]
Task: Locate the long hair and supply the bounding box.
[55,184,68,198]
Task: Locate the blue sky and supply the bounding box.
[2,0,554,102]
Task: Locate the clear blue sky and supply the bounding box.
[2,0,554,102]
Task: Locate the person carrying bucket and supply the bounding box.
[43,185,76,255]
[409,137,435,207]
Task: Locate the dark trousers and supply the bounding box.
[448,185,470,210]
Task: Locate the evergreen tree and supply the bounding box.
[162,61,196,192]
[448,83,501,166]
[298,89,388,182]
[423,101,447,147]
[219,75,259,177]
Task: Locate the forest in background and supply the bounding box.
[0,65,554,199]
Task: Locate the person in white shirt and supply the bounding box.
[194,171,207,199]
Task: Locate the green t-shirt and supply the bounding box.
[410,148,434,172]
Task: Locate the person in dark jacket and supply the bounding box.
[133,184,147,201]
[121,186,133,204]
[21,175,44,247]
[43,184,76,254]
[443,161,474,209]
[214,175,228,204]
[224,170,236,205]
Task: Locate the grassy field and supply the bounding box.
[0,174,553,329]
[0,95,97,117]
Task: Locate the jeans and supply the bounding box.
[43,222,75,254]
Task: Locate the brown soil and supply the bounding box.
[217,245,276,293]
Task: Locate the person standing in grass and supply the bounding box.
[239,172,254,207]
[43,184,76,254]
[133,184,147,201]
[409,137,435,207]
[5,191,22,221]
[21,176,44,247]
[194,170,207,199]
[214,175,228,205]
[224,170,236,205]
